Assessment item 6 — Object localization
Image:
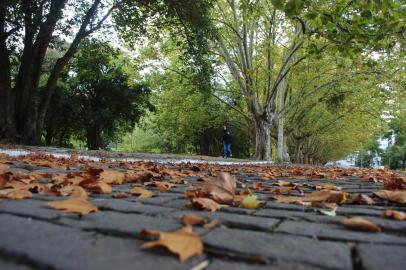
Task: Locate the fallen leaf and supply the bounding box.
[383,209,406,221]
[99,169,125,184]
[80,179,112,194]
[275,190,347,204]
[191,197,222,212]
[141,226,203,263]
[318,208,337,216]
[374,190,406,204]
[252,181,262,189]
[201,172,236,204]
[203,219,222,229]
[0,188,33,199]
[241,195,261,209]
[47,186,97,215]
[131,187,154,198]
[181,214,206,226]
[112,192,129,199]
[0,164,9,173]
[348,194,375,205]
[341,217,381,232]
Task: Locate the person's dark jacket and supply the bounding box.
[223,129,232,144]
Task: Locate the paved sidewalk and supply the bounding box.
[0,154,405,270]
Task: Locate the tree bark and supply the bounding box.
[254,118,272,160]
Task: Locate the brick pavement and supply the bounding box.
[0,155,405,270]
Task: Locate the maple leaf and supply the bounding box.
[341,217,381,232]
[141,226,203,263]
[191,197,222,212]
[47,186,97,215]
[131,187,154,198]
[181,214,206,226]
[241,195,261,209]
[374,190,406,204]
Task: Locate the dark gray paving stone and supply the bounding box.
[336,207,383,216]
[276,220,406,245]
[0,199,60,220]
[0,261,34,270]
[207,260,322,270]
[0,214,203,270]
[91,199,176,216]
[265,202,309,211]
[5,168,31,174]
[57,210,179,236]
[32,168,73,174]
[166,210,280,231]
[129,193,180,205]
[254,208,321,221]
[203,228,352,270]
[360,216,406,232]
[358,243,406,270]
[219,206,257,215]
[206,212,279,231]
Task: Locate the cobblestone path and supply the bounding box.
[0,152,405,270]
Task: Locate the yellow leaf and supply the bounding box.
[47,198,98,215]
[241,195,260,209]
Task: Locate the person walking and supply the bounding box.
[223,124,232,158]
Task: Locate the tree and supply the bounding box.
[211,0,306,160]
[0,0,214,145]
[48,39,152,150]
[0,0,115,144]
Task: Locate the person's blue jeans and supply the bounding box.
[223,142,232,157]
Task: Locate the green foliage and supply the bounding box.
[44,39,152,150]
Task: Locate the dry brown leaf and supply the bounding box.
[201,172,236,204]
[241,195,261,209]
[181,214,206,226]
[99,170,125,184]
[252,181,262,190]
[0,164,9,173]
[47,198,98,215]
[383,209,406,221]
[131,187,154,198]
[79,178,112,194]
[112,192,129,199]
[0,188,33,199]
[141,226,203,263]
[191,197,222,212]
[374,190,406,204]
[46,186,97,215]
[341,217,381,232]
[203,219,222,229]
[348,194,375,205]
[275,190,346,204]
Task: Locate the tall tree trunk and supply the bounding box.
[254,118,271,160]
[0,4,16,141]
[277,67,289,162]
